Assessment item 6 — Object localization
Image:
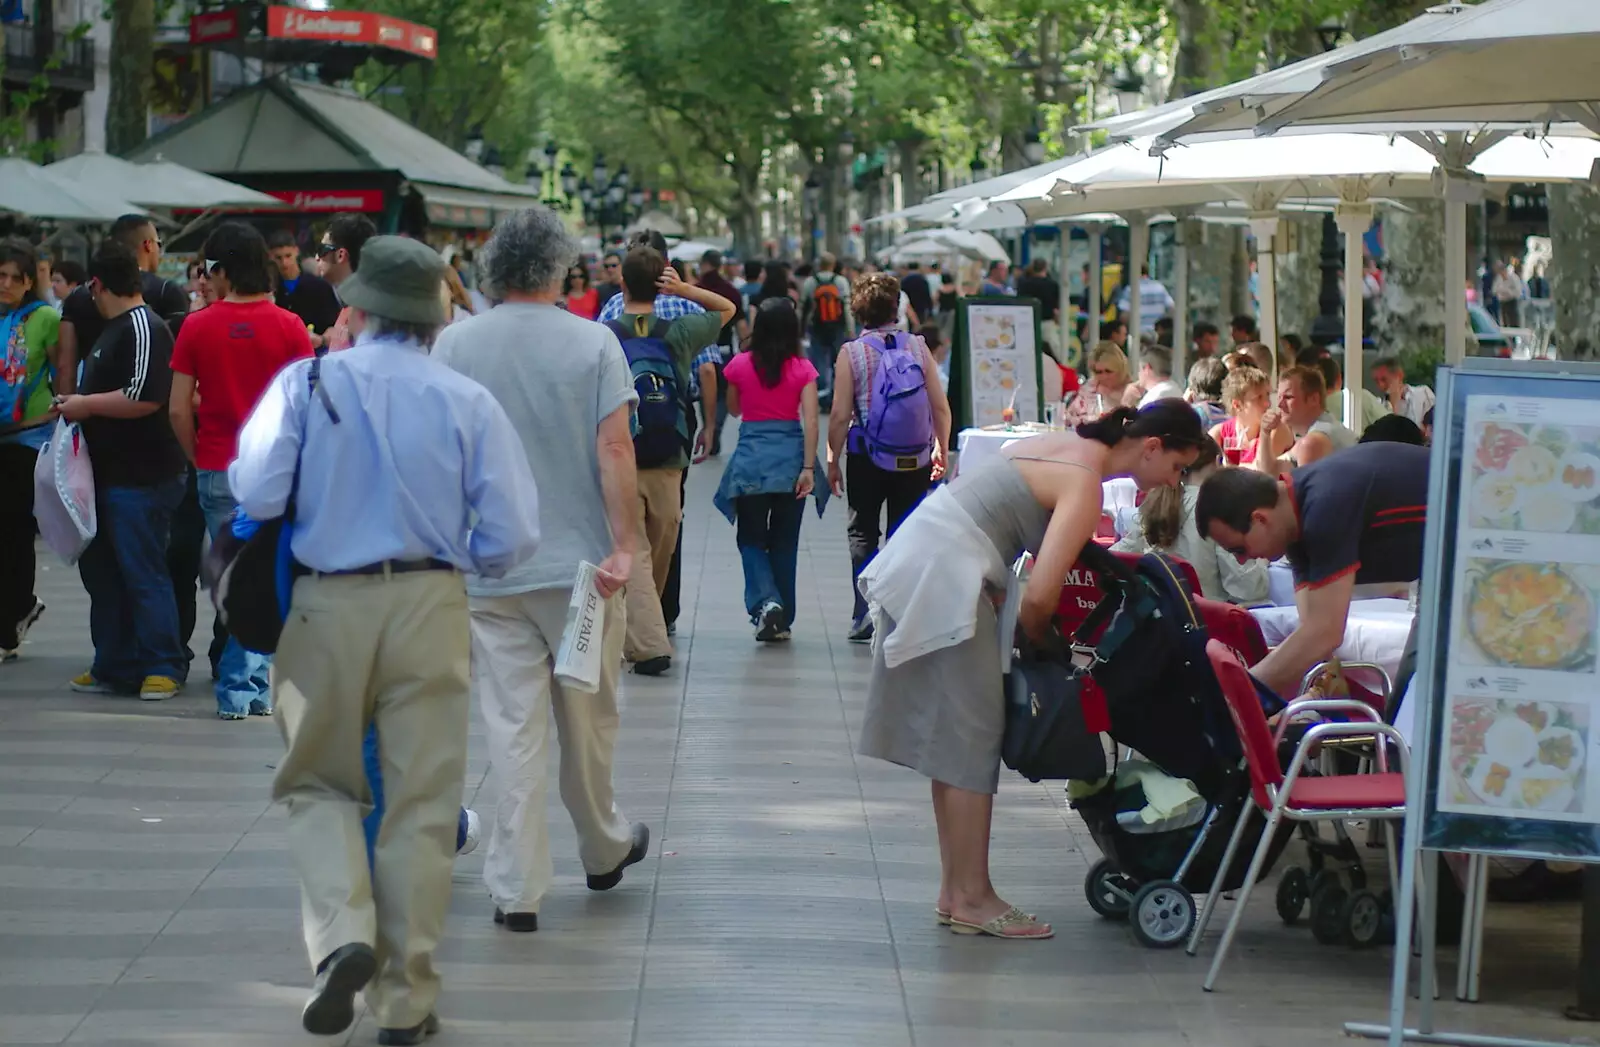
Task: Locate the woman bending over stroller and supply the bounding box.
[856,399,1204,939]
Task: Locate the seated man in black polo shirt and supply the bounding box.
[1195,442,1429,697]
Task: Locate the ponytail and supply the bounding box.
[1140,485,1185,549]
[1076,397,1205,450]
[1075,406,1138,446]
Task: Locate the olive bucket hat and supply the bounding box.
[336,235,448,326]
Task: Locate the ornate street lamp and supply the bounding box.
[1113,69,1145,116]
[1309,15,1353,351]
[629,185,646,210]
[543,140,559,171]
[970,150,988,183]
[464,127,485,163]
[1023,124,1046,166]
[592,154,608,188]
[560,162,578,197]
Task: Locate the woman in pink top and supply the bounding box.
[714,298,822,642]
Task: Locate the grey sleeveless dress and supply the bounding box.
[857,457,1051,794]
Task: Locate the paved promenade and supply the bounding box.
[0,456,1586,1046]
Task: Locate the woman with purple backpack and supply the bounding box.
[826,273,952,644]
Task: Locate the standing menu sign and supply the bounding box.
[1360,361,1600,1047]
[950,298,1044,432]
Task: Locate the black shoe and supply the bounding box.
[587,823,650,891]
[377,1013,439,1046]
[634,655,671,676]
[848,615,874,644]
[493,908,538,932]
[301,942,377,1036]
[755,601,784,642]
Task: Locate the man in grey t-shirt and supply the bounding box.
[433,209,649,933]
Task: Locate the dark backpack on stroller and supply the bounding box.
[1075,545,1276,802]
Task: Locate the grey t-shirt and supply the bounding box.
[434,303,637,595]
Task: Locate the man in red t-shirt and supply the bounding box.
[168,222,312,720]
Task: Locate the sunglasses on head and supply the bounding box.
[204,259,223,275]
[315,243,338,257]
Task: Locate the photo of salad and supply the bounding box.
[1445,697,1588,816]
[1468,421,1600,534]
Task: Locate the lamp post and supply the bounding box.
[464,127,485,163]
[1112,67,1145,116]
[1308,18,1351,352]
[1023,124,1046,166]
[803,171,822,258]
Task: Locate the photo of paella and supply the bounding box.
[1445,697,1588,816]
[1457,560,1595,673]
[1468,421,1600,534]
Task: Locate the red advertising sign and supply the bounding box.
[189,9,242,45]
[267,189,386,213]
[265,6,436,60]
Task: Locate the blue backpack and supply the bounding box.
[606,316,690,468]
[850,330,933,472]
[0,301,50,432]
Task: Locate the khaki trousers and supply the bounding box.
[623,466,683,661]
[270,570,470,1030]
[470,587,634,913]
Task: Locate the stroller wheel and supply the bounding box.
[1341,890,1386,949]
[1085,858,1134,921]
[1275,868,1310,925]
[1129,880,1195,949]
[1310,883,1348,946]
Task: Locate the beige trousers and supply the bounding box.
[622,465,683,661]
[270,570,470,1030]
[470,587,634,914]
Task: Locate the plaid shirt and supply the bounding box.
[598,293,725,395]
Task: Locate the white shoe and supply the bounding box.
[458,809,481,856]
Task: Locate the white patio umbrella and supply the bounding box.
[45,151,284,211]
[883,228,1010,264]
[0,158,144,223]
[666,239,730,263]
[998,131,1600,415]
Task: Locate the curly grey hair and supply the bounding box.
[479,206,579,298]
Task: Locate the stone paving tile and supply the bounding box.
[0,439,1589,1046]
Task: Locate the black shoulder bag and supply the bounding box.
[205,355,340,654]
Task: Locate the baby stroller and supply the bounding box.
[1055,548,1297,948]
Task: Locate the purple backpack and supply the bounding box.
[851,330,933,472]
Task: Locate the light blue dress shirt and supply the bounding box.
[228,333,542,576]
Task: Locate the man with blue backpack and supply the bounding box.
[608,246,735,675]
[826,272,952,644]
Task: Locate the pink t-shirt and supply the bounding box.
[724,352,818,422]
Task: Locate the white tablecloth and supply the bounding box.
[955,428,1138,521]
[1249,598,1415,690]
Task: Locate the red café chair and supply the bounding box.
[1190,641,1409,992]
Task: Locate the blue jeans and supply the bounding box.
[735,493,805,629]
[197,469,272,715]
[78,477,189,686]
[362,725,468,869]
[808,326,847,401]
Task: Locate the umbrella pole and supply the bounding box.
[1173,217,1190,381]
[1444,198,1468,365]
[1337,203,1374,429]
[1250,212,1281,379]
[1086,224,1103,351]
[1128,212,1148,371]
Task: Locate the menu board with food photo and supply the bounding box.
[1434,388,1600,829]
[962,302,1041,429]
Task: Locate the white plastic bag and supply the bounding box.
[553,561,607,693]
[32,418,96,564]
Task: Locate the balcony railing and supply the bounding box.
[1,24,95,94]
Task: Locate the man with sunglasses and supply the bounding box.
[57,215,190,395]
[315,213,378,352]
[595,251,623,307]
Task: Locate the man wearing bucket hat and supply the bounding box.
[230,236,541,1045]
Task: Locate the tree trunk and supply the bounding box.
[1374,199,1446,357]
[1170,0,1212,98]
[1187,221,1236,327]
[1276,216,1329,341]
[106,0,154,155]
[1549,183,1600,361]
